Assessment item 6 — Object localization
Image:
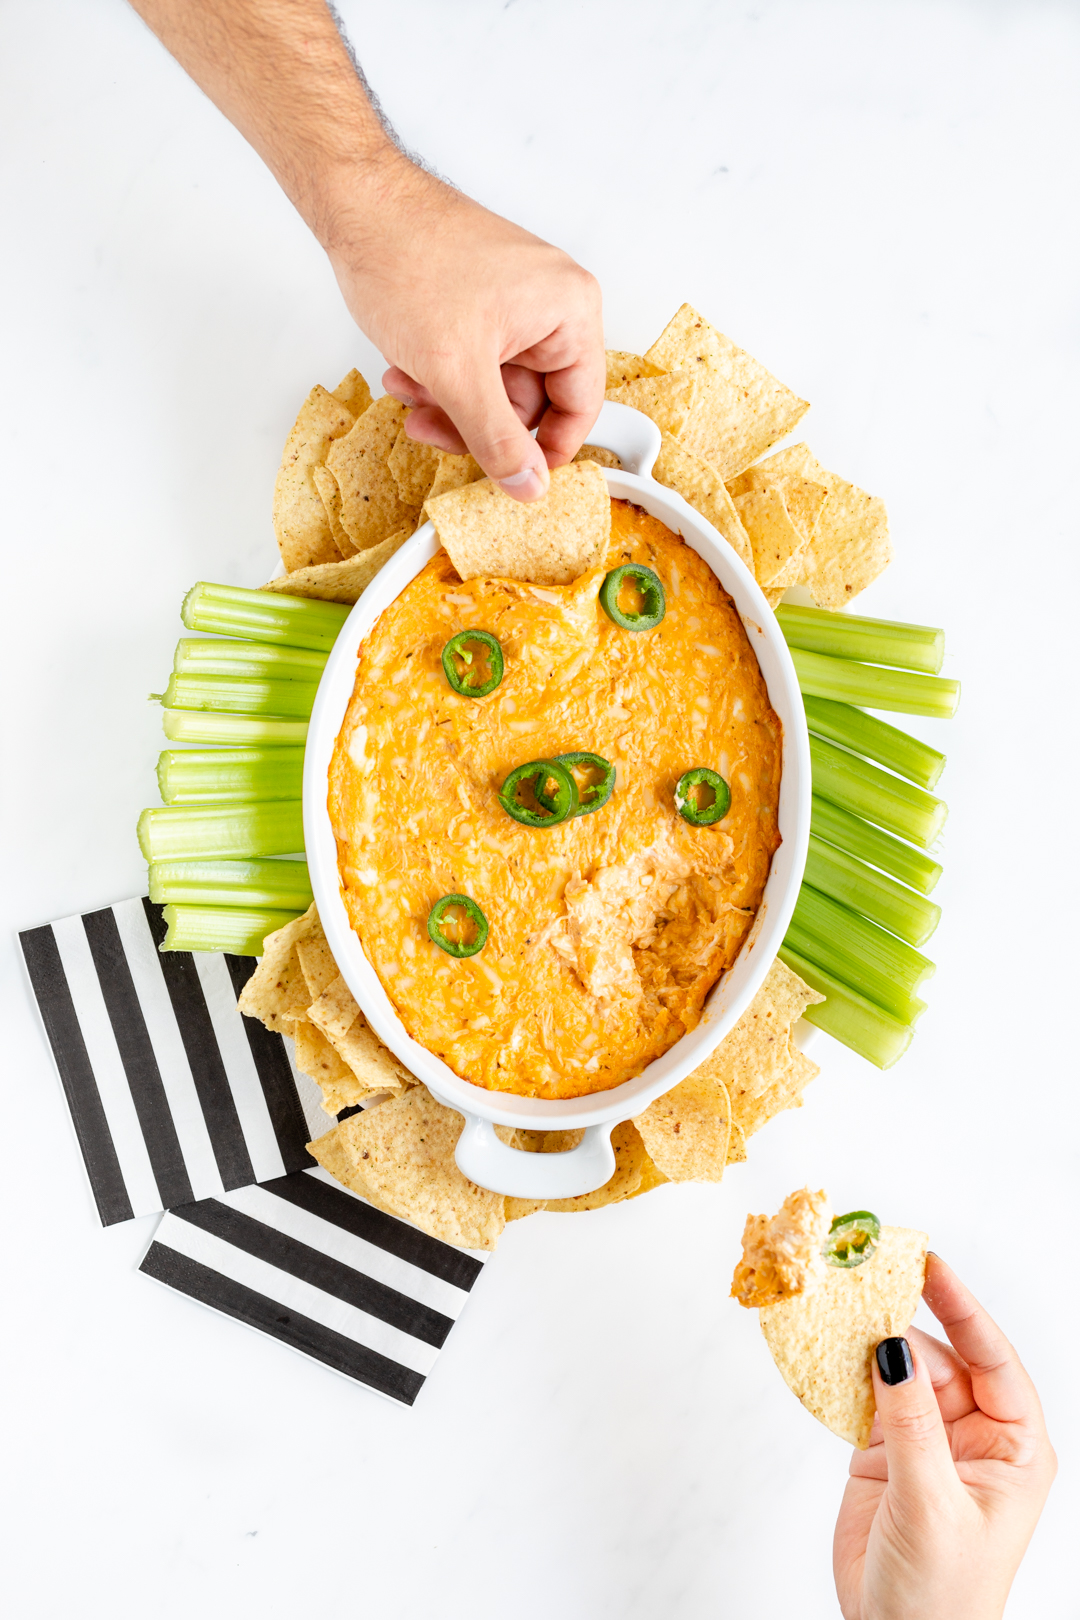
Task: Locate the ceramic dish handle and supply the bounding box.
[452,1115,618,1199]
[584,400,661,478]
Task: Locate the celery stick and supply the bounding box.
[157,747,305,804]
[784,921,927,1026]
[805,837,941,947]
[803,695,945,790]
[173,638,327,682]
[160,904,301,955]
[182,581,348,652]
[138,801,304,862]
[811,796,942,894]
[810,735,947,848]
[778,946,915,1069]
[791,885,934,996]
[792,647,960,718]
[776,604,944,674]
[158,673,318,719]
[160,709,308,746]
[149,858,312,910]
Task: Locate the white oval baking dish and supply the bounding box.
[304,402,810,1199]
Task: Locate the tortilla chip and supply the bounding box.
[735,444,890,608]
[644,304,808,480]
[388,420,440,507]
[732,486,811,590]
[304,973,413,1095]
[544,1121,647,1212]
[260,525,413,604]
[727,464,829,548]
[427,459,610,586]
[737,1047,819,1142]
[425,450,485,503]
[295,932,338,1000]
[308,1086,506,1250]
[605,369,698,438]
[625,1150,669,1199]
[236,904,317,1031]
[652,434,754,570]
[760,1225,929,1448]
[574,444,622,468]
[726,1119,747,1164]
[273,386,355,570]
[605,350,663,389]
[292,1015,372,1113]
[731,1187,832,1308]
[633,1071,731,1182]
[330,367,373,418]
[311,463,350,558]
[764,586,786,609]
[325,394,418,549]
[693,957,824,1102]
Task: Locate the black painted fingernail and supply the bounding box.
[876,1337,914,1386]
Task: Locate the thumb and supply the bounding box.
[437,361,550,502]
[874,1336,957,1505]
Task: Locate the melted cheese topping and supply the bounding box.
[329,500,782,1099]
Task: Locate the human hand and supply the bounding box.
[323,159,605,499]
[833,1254,1056,1620]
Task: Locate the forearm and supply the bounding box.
[127,0,413,249]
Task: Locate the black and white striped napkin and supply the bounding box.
[20,897,486,1404]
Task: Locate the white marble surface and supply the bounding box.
[2,2,1078,1615]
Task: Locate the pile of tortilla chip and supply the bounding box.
[731,1188,928,1448]
[263,299,890,610]
[240,912,825,1251]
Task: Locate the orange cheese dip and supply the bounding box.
[329,499,782,1100]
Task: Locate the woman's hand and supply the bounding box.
[834,1254,1056,1620]
[327,161,605,500]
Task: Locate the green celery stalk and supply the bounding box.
[792,646,960,718]
[156,673,318,719]
[776,604,945,674]
[157,747,305,804]
[138,800,304,862]
[149,858,312,910]
[784,921,927,1026]
[160,903,301,955]
[805,837,941,947]
[173,638,327,682]
[160,709,308,746]
[791,884,934,996]
[182,581,348,652]
[810,734,947,847]
[778,946,915,1069]
[803,695,945,790]
[811,795,942,894]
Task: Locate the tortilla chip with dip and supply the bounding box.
[326,394,419,550]
[731,443,890,608]
[308,1086,506,1251]
[427,459,611,585]
[645,304,809,481]
[273,385,357,571]
[733,1190,929,1448]
[260,524,414,604]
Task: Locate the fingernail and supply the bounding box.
[497,465,549,501]
[876,1337,914,1386]
[392,391,417,408]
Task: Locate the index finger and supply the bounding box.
[923,1253,1042,1426]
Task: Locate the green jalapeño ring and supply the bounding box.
[675,766,731,826]
[538,752,615,818]
[824,1210,881,1268]
[599,564,666,631]
[441,629,504,697]
[499,758,579,828]
[427,894,489,957]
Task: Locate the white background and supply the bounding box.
[2,1,1078,1615]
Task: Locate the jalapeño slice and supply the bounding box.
[499,758,579,828]
[441,629,504,697]
[824,1210,881,1268]
[427,894,489,957]
[538,752,615,818]
[599,563,666,631]
[675,766,731,826]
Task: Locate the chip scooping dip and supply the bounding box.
[733,1188,929,1448]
